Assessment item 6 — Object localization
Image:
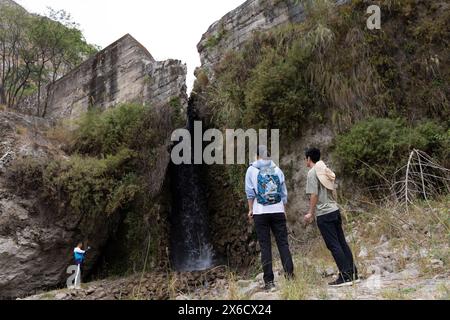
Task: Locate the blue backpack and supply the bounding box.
[254,165,282,206]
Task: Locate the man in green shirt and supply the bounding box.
[304,148,359,287]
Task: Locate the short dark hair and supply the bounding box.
[305,148,321,163]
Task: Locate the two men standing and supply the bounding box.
[246,146,358,289]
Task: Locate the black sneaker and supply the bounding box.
[264,282,276,291]
[346,273,361,283]
[285,273,295,281]
[328,277,350,287]
[328,275,359,287]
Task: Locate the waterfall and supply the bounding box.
[168,97,215,272]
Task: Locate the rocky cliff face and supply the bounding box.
[0,0,25,10]
[198,0,303,76]
[0,111,69,299]
[197,0,346,77]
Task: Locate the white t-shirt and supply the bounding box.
[74,247,86,254]
[245,160,287,215]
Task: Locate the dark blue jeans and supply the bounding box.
[253,213,294,285]
[317,210,357,278]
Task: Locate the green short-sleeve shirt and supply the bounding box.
[306,167,339,217]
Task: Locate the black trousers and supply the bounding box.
[317,210,357,278]
[253,213,294,284]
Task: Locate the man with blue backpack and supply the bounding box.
[245,146,294,290]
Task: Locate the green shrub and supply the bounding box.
[244,45,315,135]
[208,25,319,139]
[43,149,138,218]
[169,96,185,128]
[205,24,228,49]
[8,156,46,195]
[415,121,450,160]
[335,118,449,187]
[70,104,147,156]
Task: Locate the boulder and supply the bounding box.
[392,265,420,280]
[255,273,264,283]
[238,281,260,298]
[54,292,68,300]
[358,247,369,258]
[429,259,444,269]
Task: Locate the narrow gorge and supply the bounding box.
[168,97,215,272]
[0,0,448,300]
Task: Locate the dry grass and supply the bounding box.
[46,125,73,145]
[279,258,324,300]
[381,288,414,300]
[167,273,181,300]
[39,292,56,300]
[226,272,243,300]
[44,120,74,146]
[276,193,449,299]
[337,151,450,277]
[393,150,450,208]
[344,196,449,278]
[437,284,449,300]
[15,125,28,136]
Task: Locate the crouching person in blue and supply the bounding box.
[245,146,294,290]
[73,242,89,288]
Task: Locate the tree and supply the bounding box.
[0,6,34,108]
[0,6,98,115]
[30,8,98,116]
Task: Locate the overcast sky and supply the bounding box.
[15,0,246,93]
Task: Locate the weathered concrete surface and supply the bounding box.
[43,34,187,120]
